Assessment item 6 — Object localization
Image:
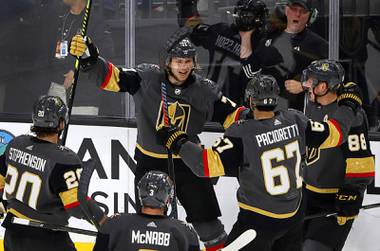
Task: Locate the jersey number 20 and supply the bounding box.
[4,165,42,209]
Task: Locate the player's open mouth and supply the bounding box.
[293,20,300,24]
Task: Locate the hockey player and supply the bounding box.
[93,170,200,251]
[239,0,328,111]
[0,96,107,251]
[157,73,363,251]
[177,0,269,104]
[69,34,246,250]
[302,60,375,251]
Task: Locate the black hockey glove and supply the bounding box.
[157,126,188,154]
[336,82,363,113]
[69,35,99,72]
[335,188,362,225]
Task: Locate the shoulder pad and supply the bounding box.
[136,63,161,73]
[55,146,81,165]
[198,76,218,90]
[287,108,304,116]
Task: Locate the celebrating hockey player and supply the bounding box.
[93,170,200,251]
[69,32,247,250]
[157,73,364,251]
[302,60,375,251]
[177,0,269,104]
[0,96,107,251]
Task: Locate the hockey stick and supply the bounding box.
[11,217,97,236]
[160,82,178,219]
[61,0,93,145]
[77,158,101,229]
[222,229,257,251]
[305,202,380,220]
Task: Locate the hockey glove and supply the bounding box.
[157,126,188,154]
[69,35,99,71]
[336,82,363,113]
[335,188,362,225]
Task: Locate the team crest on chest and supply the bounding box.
[305,147,320,165]
[156,101,191,132]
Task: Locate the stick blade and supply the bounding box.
[222,229,257,251]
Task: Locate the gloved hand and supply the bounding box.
[69,35,99,71]
[157,126,188,154]
[335,188,362,225]
[336,82,363,113]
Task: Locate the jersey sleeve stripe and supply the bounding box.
[100,62,121,92]
[202,149,210,177]
[345,172,375,178]
[346,157,375,174]
[222,107,246,129]
[202,149,225,177]
[320,119,342,149]
[60,188,80,209]
[64,201,81,210]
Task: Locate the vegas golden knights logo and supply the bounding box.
[156,101,191,132]
[305,147,320,165]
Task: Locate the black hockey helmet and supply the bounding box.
[245,74,280,108]
[302,59,345,90]
[167,37,196,59]
[233,0,268,31]
[137,171,174,210]
[32,95,68,129]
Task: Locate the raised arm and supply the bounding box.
[69,35,142,95]
[157,126,243,178]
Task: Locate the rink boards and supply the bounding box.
[0,122,379,251]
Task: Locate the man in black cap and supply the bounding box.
[240,0,328,111]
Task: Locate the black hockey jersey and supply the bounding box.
[93,213,200,251]
[189,22,262,104]
[304,101,375,193]
[90,58,245,158]
[178,105,359,218]
[241,28,328,111]
[0,135,83,225]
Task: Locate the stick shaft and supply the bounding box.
[160,82,178,218]
[305,202,380,220]
[11,217,97,236]
[61,0,93,145]
[222,229,257,251]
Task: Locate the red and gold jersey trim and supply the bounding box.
[320,119,342,149]
[202,149,225,177]
[100,62,121,92]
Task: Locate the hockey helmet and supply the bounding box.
[245,74,280,108]
[167,37,196,59]
[302,59,345,90]
[32,95,68,129]
[137,171,174,210]
[233,0,268,31]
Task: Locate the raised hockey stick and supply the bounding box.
[222,229,257,251]
[160,81,178,219]
[11,217,97,236]
[305,202,380,220]
[61,0,93,145]
[77,158,101,229]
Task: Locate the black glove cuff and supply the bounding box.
[337,94,362,113]
[80,41,99,72]
[172,136,188,155]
